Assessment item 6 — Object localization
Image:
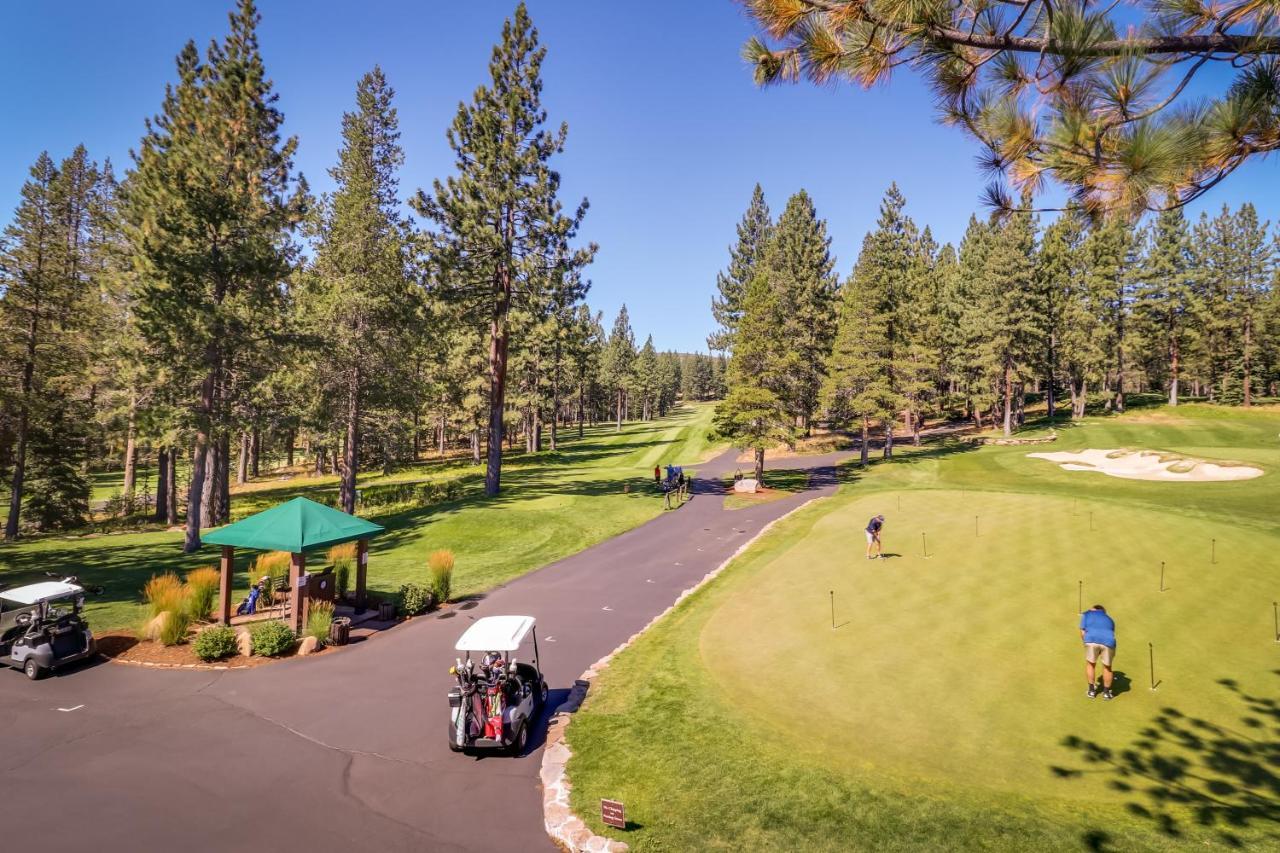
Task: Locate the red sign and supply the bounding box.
[601,799,625,830]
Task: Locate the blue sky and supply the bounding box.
[3,1,1277,353]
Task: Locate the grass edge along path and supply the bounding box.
[0,404,721,631]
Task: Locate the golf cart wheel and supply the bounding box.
[23,659,43,680]
[509,722,528,756]
[538,680,549,708]
[448,739,464,753]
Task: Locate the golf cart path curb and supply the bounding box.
[540,496,826,852]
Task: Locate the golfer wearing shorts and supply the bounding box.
[865,515,884,559]
[1080,604,1116,700]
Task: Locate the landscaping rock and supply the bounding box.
[733,477,759,494]
[297,635,319,656]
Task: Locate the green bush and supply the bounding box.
[192,625,239,661]
[158,608,191,646]
[305,601,334,645]
[429,549,454,604]
[399,583,434,616]
[184,566,220,622]
[250,620,296,657]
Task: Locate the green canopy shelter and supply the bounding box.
[202,497,384,629]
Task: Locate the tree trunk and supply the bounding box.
[1046,332,1057,421]
[471,429,481,464]
[165,448,178,524]
[1002,358,1014,437]
[615,388,623,431]
[286,430,295,468]
[237,431,249,486]
[314,446,325,475]
[340,371,360,515]
[186,435,210,548]
[154,448,170,523]
[1243,314,1253,407]
[754,446,765,484]
[439,414,446,456]
[199,439,217,530]
[577,381,585,438]
[1169,334,1180,407]
[883,419,894,459]
[216,432,231,524]
[251,427,260,478]
[860,417,869,466]
[122,394,139,498]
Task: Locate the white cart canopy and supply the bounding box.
[0,581,83,605]
[455,615,535,652]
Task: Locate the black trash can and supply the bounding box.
[329,616,351,646]
[378,600,396,621]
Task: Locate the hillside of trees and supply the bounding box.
[0,2,723,542]
[714,183,1280,478]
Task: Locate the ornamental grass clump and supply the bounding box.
[184,566,220,622]
[192,625,239,661]
[143,573,185,618]
[254,550,292,589]
[250,620,296,657]
[328,542,357,598]
[305,600,334,646]
[428,549,454,604]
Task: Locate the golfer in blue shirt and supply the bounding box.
[1079,604,1117,700]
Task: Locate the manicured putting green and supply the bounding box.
[568,407,1280,850]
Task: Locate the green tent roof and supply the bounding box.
[202,497,384,553]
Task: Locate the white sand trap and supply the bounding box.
[1027,448,1262,482]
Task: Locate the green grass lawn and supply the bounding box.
[567,403,1280,851]
[0,403,720,631]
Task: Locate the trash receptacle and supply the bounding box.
[378,600,396,621]
[329,616,351,646]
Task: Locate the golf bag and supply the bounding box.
[236,584,262,616]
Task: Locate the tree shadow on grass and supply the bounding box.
[1051,672,1280,849]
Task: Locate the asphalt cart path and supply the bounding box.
[0,448,852,852]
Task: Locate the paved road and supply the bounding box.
[0,448,851,852]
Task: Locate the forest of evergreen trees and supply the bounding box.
[0,2,722,542]
[713,182,1280,479]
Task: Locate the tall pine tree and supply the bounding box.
[709,184,772,353]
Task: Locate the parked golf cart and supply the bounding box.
[448,615,548,755]
[0,578,97,680]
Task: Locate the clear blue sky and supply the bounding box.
[3,1,1277,353]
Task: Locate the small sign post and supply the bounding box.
[601,799,626,830]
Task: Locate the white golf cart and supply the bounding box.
[0,579,97,680]
[448,615,548,755]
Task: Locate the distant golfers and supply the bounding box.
[865,514,884,559]
[1079,604,1117,700]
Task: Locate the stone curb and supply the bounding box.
[541,496,826,852]
[103,655,250,671]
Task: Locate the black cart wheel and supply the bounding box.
[448,739,464,753]
[509,722,528,756]
[23,659,43,680]
[538,679,549,708]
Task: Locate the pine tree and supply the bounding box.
[1134,209,1198,406]
[709,184,772,353]
[601,306,636,429]
[1082,220,1137,412]
[766,190,838,434]
[1035,214,1086,419]
[715,271,794,482]
[297,67,417,514]
[633,336,660,420]
[123,0,303,550]
[413,3,593,496]
[979,204,1040,436]
[824,234,894,465]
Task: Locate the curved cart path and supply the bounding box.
[0,448,853,852]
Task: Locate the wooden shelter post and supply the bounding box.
[217,546,234,625]
[289,552,306,633]
[355,538,368,613]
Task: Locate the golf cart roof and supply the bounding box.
[0,581,83,605]
[455,615,536,652]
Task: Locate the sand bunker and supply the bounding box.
[1027,448,1262,482]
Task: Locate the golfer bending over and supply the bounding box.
[865,514,884,560]
[1079,604,1117,700]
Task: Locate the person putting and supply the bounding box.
[865,514,884,559]
[1079,604,1117,700]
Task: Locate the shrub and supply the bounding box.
[143,573,185,618]
[398,583,434,616]
[157,608,192,646]
[305,601,334,645]
[184,566,220,622]
[192,625,239,661]
[250,620,296,657]
[428,549,454,604]
[328,542,357,598]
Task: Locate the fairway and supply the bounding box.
[567,405,1280,851]
[0,403,719,631]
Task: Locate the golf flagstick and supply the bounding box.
[1149,643,1157,691]
[1274,601,1278,643]
[830,590,835,630]
[1078,580,1082,614]
[1160,561,1165,592]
